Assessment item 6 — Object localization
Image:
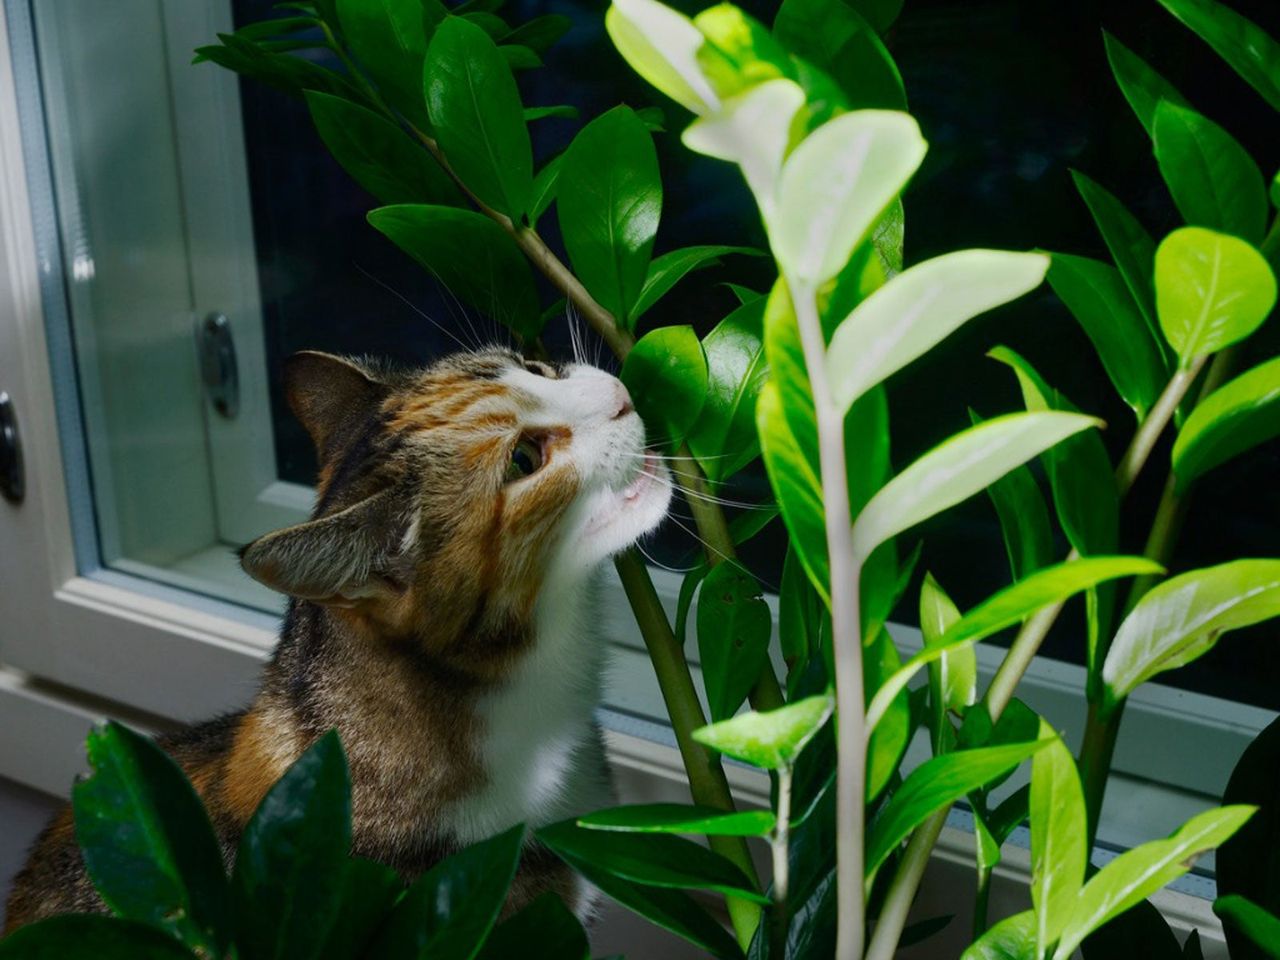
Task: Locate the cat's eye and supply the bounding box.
[524,361,557,379]
[505,437,544,482]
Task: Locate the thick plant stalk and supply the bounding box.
[864,810,948,960]
[769,766,795,960]
[789,287,866,960]
[1114,356,1206,490]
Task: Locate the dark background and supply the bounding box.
[233,0,1280,708]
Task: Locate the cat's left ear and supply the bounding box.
[240,489,407,605]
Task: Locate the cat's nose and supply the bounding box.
[610,382,634,420]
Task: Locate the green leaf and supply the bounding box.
[503,14,572,54]
[558,106,661,328]
[0,916,198,959]
[318,859,404,960]
[476,893,589,960]
[501,44,542,71]
[961,910,1037,960]
[523,104,578,122]
[304,91,460,206]
[693,4,795,101]
[577,803,776,836]
[1103,32,1190,137]
[687,298,767,481]
[851,411,1101,563]
[696,560,772,721]
[1155,226,1277,364]
[1102,559,1280,706]
[1173,355,1280,489]
[919,574,975,739]
[537,821,766,902]
[827,249,1048,414]
[1054,806,1257,959]
[1046,252,1167,418]
[774,111,927,287]
[1156,0,1280,112]
[865,625,912,801]
[1029,724,1087,955]
[866,737,1050,879]
[425,16,533,219]
[633,246,763,323]
[528,154,562,225]
[461,11,511,38]
[196,34,357,99]
[72,722,229,956]
[692,693,833,770]
[773,0,905,109]
[367,204,541,339]
[232,730,350,960]
[370,823,525,960]
[1215,896,1280,960]
[971,409,1054,581]
[605,0,721,115]
[620,326,708,445]
[1082,899,1183,960]
[1153,101,1267,245]
[335,0,431,128]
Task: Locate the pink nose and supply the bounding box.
[611,383,635,420]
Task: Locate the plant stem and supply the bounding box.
[770,766,794,960]
[1079,698,1125,844]
[614,549,763,947]
[788,285,865,960]
[973,865,993,940]
[864,809,949,960]
[1114,357,1205,492]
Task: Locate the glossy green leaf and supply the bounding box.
[633,246,764,323]
[828,249,1047,414]
[919,574,975,739]
[605,0,721,115]
[774,110,927,286]
[1156,0,1280,112]
[503,14,572,54]
[1103,32,1190,137]
[195,33,360,98]
[1047,252,1166,418]
[368,204,541,339]
[523,104,577,122]
[72,722,229,957]
[476,893,588,960]
[975,784,1031,874]
[960,910,1037,960]
[687,297,767,481]
[425,17,533,219]
[773,0,905,109]
[371,823,524,960]
[1102,560,1280,705]
[866,737,1050,879]
[1054,806,1257,959]
[1173,355,1280,489]
[559,106,661,328]
[0,916,198,959]
[971,409,1054,581]
[528,154,562,225]
[1215,896,1280,960]
[1153,101,1266,244]
[1070,171,1164,352]
[304,91,460,206]
[318,859,403,960]
[619,325,708,445]
[335,0,431,127]
[865,625,911,801]
[461,11,510,38]
[577,803,775,837]
[537,821,766,902]
[233,731,350,960]
[851,411,1101,563]
[697,560,772,721]
[1030,724,1087,955]
[693,693,833,770]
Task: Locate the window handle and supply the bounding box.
[0,391,23,504]
[196,312,239,419]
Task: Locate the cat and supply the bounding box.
[4,347,672,933]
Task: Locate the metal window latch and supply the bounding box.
[196,312,239,419]
[0,391,23,504]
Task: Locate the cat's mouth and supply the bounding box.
[622,451,662,502]
[577,450,672,558]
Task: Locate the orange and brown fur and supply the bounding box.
[5,348,671,933]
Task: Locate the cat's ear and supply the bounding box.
[240,489,406,605]
[284,351,389,459]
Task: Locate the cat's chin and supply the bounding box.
[575,452,673,566]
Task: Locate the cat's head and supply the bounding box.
[241,349,670,666]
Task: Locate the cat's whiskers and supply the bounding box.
[354,264,472,353]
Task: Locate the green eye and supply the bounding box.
[506,437,544,482]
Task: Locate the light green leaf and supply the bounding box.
[425,17,533,220]
[851,411,1101,563]
[1156,0,1280,112]
[1155,226,1277,365]
[619,325,709,445]
[692,693,833,770]
[1214,895,1280,960]
[335,0,431,128]
[633,246,764,323]
[605,0,721,115]
[577,804,776,837]
[1173,356,1280,489]
[687,297,768,482]
[693,5,794,101]
[1153,101,1267,245]
[1046,252,1167,418]
[1103,32,1189,137]
[961,909,1037,960]
[1054,806,1257,959]
[1102,560,1280,705]
[828,249,1048,414]
[865,625,911,802]
[558,106,661,328]
[866,738,1050,880]
[1030,724,1087,955]
[774,111,927,287]
[919,574,975,737]
[696,561,772,721]
[971,408,1054,581]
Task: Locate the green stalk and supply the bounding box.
[769,765,794,960]
[973,865,993,940]
[864,810,949,960]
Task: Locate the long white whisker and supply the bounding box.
[354,264,472,353]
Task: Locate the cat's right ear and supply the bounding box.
[285,351,389,460]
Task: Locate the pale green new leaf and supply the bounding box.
[961,909,1037,960]
[1155,227,1277,365]
[692,693,833,770]
[605,0,720,115]
[827,250,1049,414]
[850,412,1100,563]
[919,573,975,731]
[774,110,927,286]
[1053,806,1257,959]
[1173,355,1280,490]
[1156,0,1280,112]
[1102,560,1280,705]
[1030,723,1087,955]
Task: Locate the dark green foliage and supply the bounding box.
[0,917,199,959]
[1081,897,1182,959]
[697,560,773,720]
